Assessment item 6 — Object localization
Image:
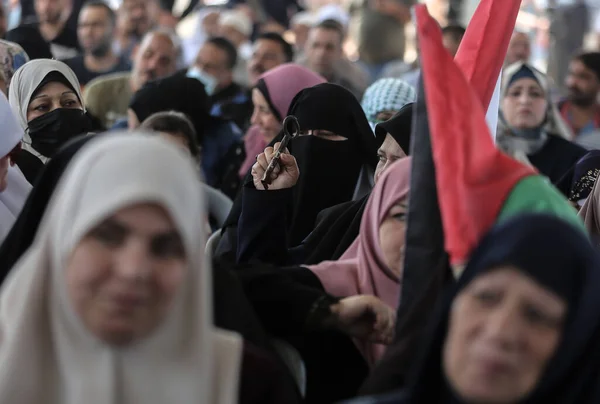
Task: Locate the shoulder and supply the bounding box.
[84,72,131,99]
[62,55,83,68]
[547,135,587,155]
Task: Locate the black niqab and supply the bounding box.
[284,83,382,244]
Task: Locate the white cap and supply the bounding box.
[315,4,350,28]
[291,11,316,27]
[219,10,252,38]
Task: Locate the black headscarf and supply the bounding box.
[283,83,383,244]
[375,103,414,155]
[556,150,600,202]
[129,73,212,145]
[0,134,95,281]
[404,214,600,404]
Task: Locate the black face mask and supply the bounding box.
[27,108,93,158]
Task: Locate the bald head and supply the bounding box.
[131,30,180,92]
[506,31,531,66]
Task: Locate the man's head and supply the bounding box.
[305,19,344,77]
[566,52,600,107]
[78,1,116,58]
[118,0,160,39]
[247,32,293,85]
[506,31,531,65]
[441,24,465,57]
[194,37,237,92]
[131,30,180,92]
[35,0,72,25]
[218,10,252,49]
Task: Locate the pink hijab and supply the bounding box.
[239,64,326,177]
[307,158,412,366]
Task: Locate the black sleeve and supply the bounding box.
[237,264,329,337]
[239,342,303,404]
[236,184,297,265]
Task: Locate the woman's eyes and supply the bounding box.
[150,236,185,259]
[89,225,126,248]
[33,104,49,112]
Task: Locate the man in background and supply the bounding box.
[559,52,600,139]
[304,19,366,98]
[247,31,293,86]
[218,9,253,85]
[114,0,161,58]
[64,1,130,87]
[6,0,80,59]
[84,29,180,128]
[505,31,532,66]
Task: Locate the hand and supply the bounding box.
[252,142,300,190]
[328,295,396,345]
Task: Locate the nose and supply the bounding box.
[483,305,521,349]
[250,109,260,127]
[115,239,152,282]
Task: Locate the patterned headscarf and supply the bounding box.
[0,40,29,89]
[361,78,416,125]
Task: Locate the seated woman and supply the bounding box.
[235,104,413,266]
[239,157,410,402]
[0,134,299,403]
[217,83,386,263]
[0,89,31,242]
[9,59,95,183]
[357,214,600,404]
[498,62,586,183]
[238,63,326,178]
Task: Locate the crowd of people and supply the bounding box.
[1,0,600,403]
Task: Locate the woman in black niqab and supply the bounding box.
[363,214,600,404]
[217,83,382,261]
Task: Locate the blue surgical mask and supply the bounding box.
[187,67,218,96]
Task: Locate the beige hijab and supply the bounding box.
[8,59,84,162]
[497,61,573,166]
[0,134,242,403]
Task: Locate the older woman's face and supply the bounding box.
[501,77,548,130]
[443,267,566,404]
[378,198,408,278]
[27,81,82,122]
[66,203,186,346]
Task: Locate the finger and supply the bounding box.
[263,146,275,163]
[273,142,282,153]
[256,153,269,171]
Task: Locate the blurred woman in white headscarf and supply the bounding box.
[0,134,297,404]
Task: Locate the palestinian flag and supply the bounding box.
[415,4,584,268]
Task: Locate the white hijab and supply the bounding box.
[0,134,242,403]
[8,59,84,163]
[0,90,31,242]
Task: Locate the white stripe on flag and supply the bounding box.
[485,72,501,141]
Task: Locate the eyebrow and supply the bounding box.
[31,91,77,101]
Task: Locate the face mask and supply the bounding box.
[187,66,218,96]
[27,108,92,158]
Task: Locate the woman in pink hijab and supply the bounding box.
[238,63,326,177]
[308,157,411,366]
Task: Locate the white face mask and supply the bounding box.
[187,67,218,96]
